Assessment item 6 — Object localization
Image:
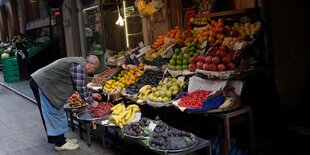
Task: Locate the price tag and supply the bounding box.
[201,40,208,49]
[233,42,244,50]
[148,121,157,132]
[139,42,144,48]
[177,76,185,82]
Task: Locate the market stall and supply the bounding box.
[64,0,266,154]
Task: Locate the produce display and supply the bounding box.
[194,0,215,13]
[178,90,213,108]
[126,70,163,95]
[103,66,144,92]
[138,0,157,15]
[111,50,126,60]
[108,103,141,129]
[148,77,185,103]
[66,92,88,108]
[88,102,114,118]
[190,17,208,26]
[91,68,120,87]
[189,45,237,72]
[124,122,150,138]
[145,40,175,61]
[168,40,201,71]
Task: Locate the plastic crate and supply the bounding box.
[2,64,19,72]
[3,71,20,83]
[1,56,18,66]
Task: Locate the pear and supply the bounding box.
[155,91,160,97]
[173,90,178,95]
[151,87,157,93]
[158,81,164,86]
[168,76,172,82]
[166,81,172,88]
[163,97,170,103]
[166,90,172,98]
[157,97,163,103]
[176,80,182,87]
[162,84,168,90]
[152,97,158,102]
[160,91,166,98]
[157,86,162,90]
[171,78,177,83]
[171,85,179,91]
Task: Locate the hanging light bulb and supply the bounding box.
[115,5,124,26]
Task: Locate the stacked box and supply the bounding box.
[1,56,20,83]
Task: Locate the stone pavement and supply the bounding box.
[0,84,121,155]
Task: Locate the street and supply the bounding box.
[0,84,120,155]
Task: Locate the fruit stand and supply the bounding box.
[65,0,267,154]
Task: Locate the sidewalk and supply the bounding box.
[0,72,121,155]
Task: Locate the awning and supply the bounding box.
[0,0,9,7]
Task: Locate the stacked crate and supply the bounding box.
[1,56,20,83]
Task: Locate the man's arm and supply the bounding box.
[70,63,94,104]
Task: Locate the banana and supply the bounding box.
[126,109,135,123]
[139,85,151,94]
[114,104,125,115]
[121,118,126,125]
[118,110,129,119]
[138,93,143,100]
[125,104,139,111]
[110,103,121,111]
[118,121,124,129]
[108,115,120,125]
[124,108,132,121]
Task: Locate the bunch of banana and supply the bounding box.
[138,1,157,15]
[108,103,141,129]
[138,85,151,101]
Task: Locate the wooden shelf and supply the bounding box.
[197,8,258,18]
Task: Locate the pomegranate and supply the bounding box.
[191,56,198,64]
[203,63,209,71]
[220,45,229,53]
[212,56,221,64]
[197,55,206,63]
[196,61,204,69]
[205,56,212,63]
[216,49,226,58]
[208,63,217,71]
[217,64,227,71]
[227,63,236,70]
[222,56,231,65]
[189,63,197,72]
[208,47,218,56]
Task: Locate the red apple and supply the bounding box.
[196,61,204,69]
[189,63,196,72]
[217,64,227,71]
[227,63,236,70]
[208,63,217,71]
[205,56,212,63]
[216,49,226,58]
[197,55,206,62]
[230,30,239,38]
[222,56,231,65]
[212,56,221,64]
[191,56,198,64]
[203,63,209,71]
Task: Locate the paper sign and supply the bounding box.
[148,121,157,132]
[139,42,144,48]
[233,42,244,50]
[201,40,208,49]
[178,76,185,82]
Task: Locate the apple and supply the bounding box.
[230,30,239,38]
[203,63,209,71]
[196,61,204,69]
[217,64,227,71]
[208,63,217,71]
[205,56,212,63]
[222,56,231,65]
[197,55,206,62]
[191,56,198,64]
[189,63,196,72]
[216,49,226,58]
[227,63,236,70]
[212,56,221,64]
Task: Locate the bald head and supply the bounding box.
[85,55,100,74]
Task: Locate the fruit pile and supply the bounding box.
[189,45,237,72]
[178,90,213,108]
[138,1,157,15]
[124,122,149,138]
[108,103,141,129]
[194,0,215,13]
[89,102,114,118]
[145,40,175,61]
[151,26,180,50]
[148,128,198,151]
[168,40,201,71]
[126,70,163,95]
[185,9,195,29]
[148,77,185,103]
[190,17,208,26]
[103,66,144,92]
[232,21,262,41]
[196,18,229,45]
[91,68,120,87]
[67,92,88,107]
